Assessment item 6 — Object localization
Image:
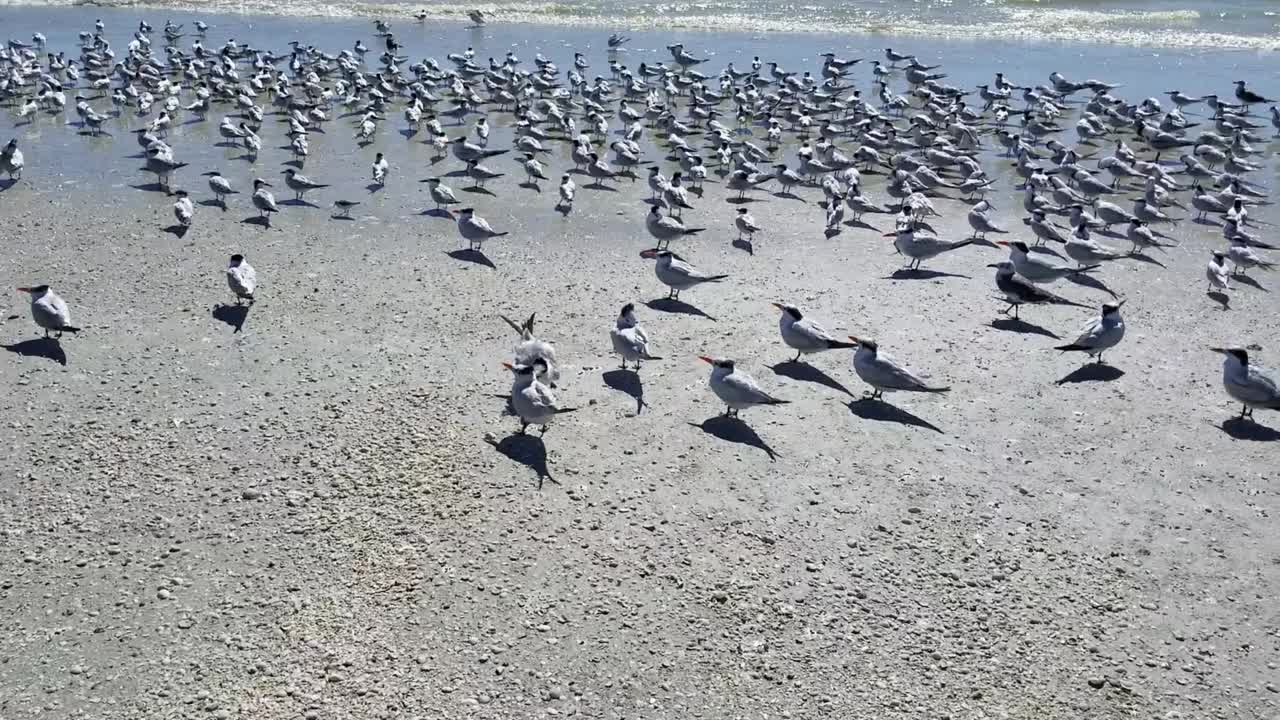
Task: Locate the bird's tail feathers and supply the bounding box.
[706,274,730,282]
[1054,343,1087,352]
[1073,264,1102,274]
[61,325,81,333]
[826,339,857,350]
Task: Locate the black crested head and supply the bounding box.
[620,302,634,316]
[230,253,244,264]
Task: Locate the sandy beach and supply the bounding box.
[2,6,1280,719]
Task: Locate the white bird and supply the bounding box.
[251,178,280,221]
[422,177,461,211]
[639,248,728,299]
[225,254,256,304]
[645,204,704,250]
[457,207,508,251]
[849,336,949,400]
[557,174,575,209]
[998,240,1097,283]
[203,170,236,207]
[504,359,577,436]
[1055,301,1126,364]
[1,139,26,180]
[610,303,661,370]
[699,356,789,417]
[888,228,974,271]
[735,208,762,242]
[172,190,194,227]
[371,152,389,185]
[17,285,80,338]
[501,313,560,387]
[1206,251,1231,292]
[772,303,856,362]
[1210,347,1280,420]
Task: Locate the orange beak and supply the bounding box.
[16,287,31,293]
[697,355,714,364]
[501,362,514,370]
[639,248,658,259]
[995,240,1010,246]
[770,302,784,310]
[847,335,859,343]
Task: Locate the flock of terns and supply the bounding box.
[2,14,1279,445]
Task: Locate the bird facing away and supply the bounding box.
[226,254,256,305]
[1055,301,1126,364]
[610,303,661,371]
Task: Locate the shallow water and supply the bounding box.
[3,0,1280,48]
[0,4,1276,212]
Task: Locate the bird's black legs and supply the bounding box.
[793,350,802,362]
[519,421,529,435]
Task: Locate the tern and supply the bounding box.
[17,285,80,338]
[172,190,194,227]
[773,303,856,361]
[333,200,360,218]
[451,136,507,164]
[735,208,762,243]
[639,248,727,299]
[699,356,789,417]
[989,261,1088,318]
[1054,301,1126,363]
[557,174,576,209]
[466,159,504,188]
[2,139,26,179]
[251,179,279,221]
[1206,251,1231,292]
[998,240,1098,283]
[501,312,560,387]
[421,177,461,211]
[1064,225,1125,268]
[967,200,1008,239]
[371,152,389,185]
[226,254,256,305]
[886,228,974,271]
[282,169,328,201]
[504,359,577,436]
[1210,347,1280,419]
[456,208,507,251]
[645,205,704,250]
[610,303,661,370]
[849,336,949,399]
[202,171,236,207]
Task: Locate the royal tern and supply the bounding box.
[639,248,727,299]
[17,285,80,338]
[421,177,461,211]
[202,170,236,207]
[772,303,855,362]
[505,359,577,436]
[172,190,194,227]
[557,174,576,209]
[501,313,560,387]
[646,205,704,250]
[735,208,762,243]
[610,303,661,370]
[282,169,328,201]
[988,261,1088,318]
[1210,347,1280,419]
[2,139,26,179]
[457,207,507,251]
[886,228,974,271]
[1055,301,1126,363]
[251,179,279,221]
[1206,251,1231,292]
[371,152,389,185]
[699,356,789,417]
[998,240,1097,283]
[849,336,949,399]
[225,254,256,305]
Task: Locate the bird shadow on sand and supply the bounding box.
[646,297,716,321]
[1192,217,1224,228]
[162,224,191,238]
[212,303,250,333]
[198,199,228,210]
[602,369,647,415]
[421,208,456,219]
[446,248,496,269]
[1125,251,1166,268]
[130,182,172,194]
[688,416,778,461]
[1218,417,1280,442]
[843,219,883,232]
[726,196,764,204]
[991,317,1059,339]
[487,432,557,488]
[443,169,470,178]
[824,227,842,239]
[280,198,319,208]
[0,179,17,192]
[1064,273,1117,297]
[366,183,384,194]
[585,182,620,192]
[1207,290,1231,310]
[1055,363,1124,385]
[847,397,943,433]
[462,186,497,196]
[241,216,274,228]
[3,337,67,366]
[1027,245,1066,260]
[283,159,305,169]
[770,361,853,397]
[731,239,754,255]
[330,214,356,221]
[883,268,971,281]
[1234,275,1268,292]
[772,191,806,203]
[519,181,542,193]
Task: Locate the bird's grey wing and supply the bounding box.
[1073,317,1104,345]
[796,317,835,343]
[872,353,933,390]
[472,216,496,234]
[723,371,778,403]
